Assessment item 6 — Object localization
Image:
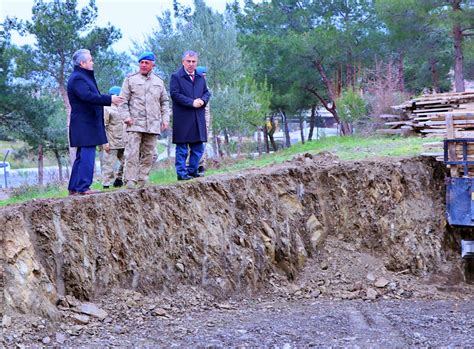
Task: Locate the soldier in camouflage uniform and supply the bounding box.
[102,86,126,189]
[119,51,170,189]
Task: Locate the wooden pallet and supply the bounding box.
[379,92,474,137]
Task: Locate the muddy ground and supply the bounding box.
[1,153,473,347]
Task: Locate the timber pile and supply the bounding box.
[377,92,474,138]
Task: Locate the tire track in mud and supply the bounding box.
[346,305,408,347]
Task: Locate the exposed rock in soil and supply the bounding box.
[0,153,469,323]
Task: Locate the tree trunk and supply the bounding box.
[452,2,465,92]
[263,124,270,153]
[224,128,230,157]
[279,109,291,148]
[308,105,316,141]
[212,135,219,159]
[257,127,262,156]
[306,89,349,135]
[237,134,242,158]
[38,144,44,186]
[311,61,350,135]
[58,83,76,166]
[430,58,440,93]
[346,63,353,88]
[336,64,342,97]
[216,135,225,158]
[346,49,354,88]
[397,51,405,92]
[316,107,323,139]
[54,148,63,182]
[299,115,305,145]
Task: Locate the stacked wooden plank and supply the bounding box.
[377,92,474,137]
[404,94,474,176]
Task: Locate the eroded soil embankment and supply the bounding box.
[0,154,461,318]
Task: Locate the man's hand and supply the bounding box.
[124,117,134,126]
[112,95,125,105]
[192,98,205,108]
[161,122,169,131]
[104,143,110,153]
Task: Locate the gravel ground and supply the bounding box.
[3,294,473,348]
[64,299,474,348]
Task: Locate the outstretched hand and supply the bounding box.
[112,95,125,105]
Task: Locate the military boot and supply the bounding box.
[113,178,124,188]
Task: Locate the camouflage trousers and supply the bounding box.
[102,148,125,186]
[124,132,157,184]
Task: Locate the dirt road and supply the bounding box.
[4,296,473,347]
[68,300,474,347]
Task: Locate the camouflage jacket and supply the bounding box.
[104,104,125,149]
[120,71,170,134]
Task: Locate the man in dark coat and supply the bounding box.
[170,50,211,180]
[67,48,124,195]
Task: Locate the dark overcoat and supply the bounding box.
[67,66,111,147]
[170,66,211,144]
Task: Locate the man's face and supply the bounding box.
[81,54,94,71]
[139,59,155,75]
[182,55,198,74]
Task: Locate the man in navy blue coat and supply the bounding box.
[170,50,211,180]
[67,49,124,195]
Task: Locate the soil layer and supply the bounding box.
[1,154,473,346]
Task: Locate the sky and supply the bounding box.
[1,0,238,53]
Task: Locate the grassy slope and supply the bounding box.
[0,136,441,207]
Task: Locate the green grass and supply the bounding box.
[2,184,70,206]
[148,166,180,184]
[0,135,442,207]
[208,135,440,174]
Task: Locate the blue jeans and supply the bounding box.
[175,142,204,178]
[68,146,96,193]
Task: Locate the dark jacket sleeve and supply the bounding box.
[70,75,112,106]
[170,73,194,108]
[200,82,211,105]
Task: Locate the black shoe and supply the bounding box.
[188,171,203,178]
[198,165,205,175]
[177,175,193,181]
[113,178,123,188]
[103,185,110,189]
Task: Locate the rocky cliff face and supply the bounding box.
[0,154,453,318]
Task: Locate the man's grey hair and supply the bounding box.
[182,50,199,59]
[73,49,91,66]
